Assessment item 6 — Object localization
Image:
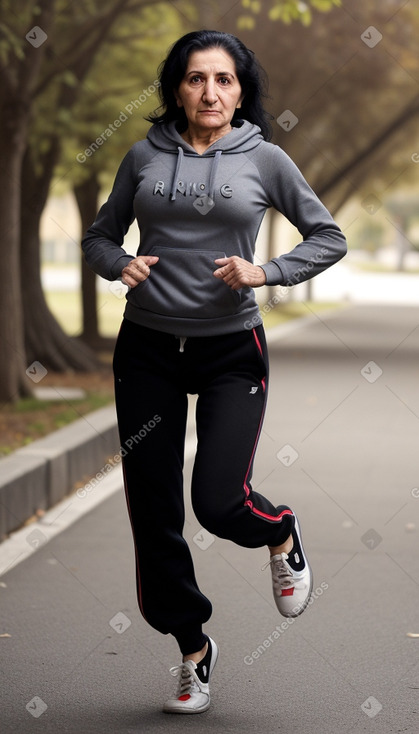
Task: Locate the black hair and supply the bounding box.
[146,30,272,141]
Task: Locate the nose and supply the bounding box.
[202,78,218,105]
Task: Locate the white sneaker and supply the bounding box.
[265,515,313,617]
[163,636,218,714]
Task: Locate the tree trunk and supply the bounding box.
[20,146,99,371]
[74,176,116,350]
[74,176,100,344]
[0,110,31,402]
[395,215,410,272]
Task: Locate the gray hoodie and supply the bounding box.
[82,120,346,336]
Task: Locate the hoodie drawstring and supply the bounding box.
[170,146,184,201]
[208,150,222,202]
[170,147,223,203]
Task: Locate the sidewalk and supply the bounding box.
[1,303,419,733]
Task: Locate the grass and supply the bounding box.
[44,290,126,336]
[0,381,114,457]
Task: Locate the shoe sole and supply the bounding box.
[163,702,210,714]
[207,636,219,678]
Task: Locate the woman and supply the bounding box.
[82,30,346,715]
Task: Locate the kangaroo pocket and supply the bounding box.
[126,246,241,319]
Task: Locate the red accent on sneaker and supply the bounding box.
[281,588,294,596]
[178,694,191,701]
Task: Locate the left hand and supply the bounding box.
[213,256,267,290]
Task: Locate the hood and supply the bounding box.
[147,119,263,155]
[147,120,264,200]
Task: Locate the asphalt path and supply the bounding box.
[1,303,419,734]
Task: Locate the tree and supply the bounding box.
[0,0,55,401]
[385,194,419,271]
[73,174,102,347]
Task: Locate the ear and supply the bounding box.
[174,89,183,108]
[236,94,244,109]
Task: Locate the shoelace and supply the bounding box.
[169,660,203,698]
[262,552,294,590]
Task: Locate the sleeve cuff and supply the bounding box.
[110,254,135,280]
[260,260,285,286]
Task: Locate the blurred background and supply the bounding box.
[0,0,418,451]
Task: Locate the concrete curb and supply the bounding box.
[0,405,119,540]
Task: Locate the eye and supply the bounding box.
[190,75,202,83]
[218,77,231,85]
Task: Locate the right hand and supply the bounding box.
[121,255,159,288]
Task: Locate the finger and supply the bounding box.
[213,263,231,279]
[122,264,149,284]
[134,258,156,277]
[121,273,139,288]
[133,265,150,279]
[214,269,240,289]
[213,267,226,279]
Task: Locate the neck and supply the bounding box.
[181,124,232,154]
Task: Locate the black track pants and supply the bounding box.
[113,319,294,655]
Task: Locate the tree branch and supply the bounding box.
[17,0,55,97]
[318,94,419,202]
[33,0,163,97]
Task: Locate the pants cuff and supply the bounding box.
[269,511,295,547]
[172,625,208,656]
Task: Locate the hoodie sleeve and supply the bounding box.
[256,145,347,286]
[81,146,138,281]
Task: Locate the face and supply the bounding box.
[175,47,243,135]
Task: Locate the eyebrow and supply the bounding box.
[186,70,235,78]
